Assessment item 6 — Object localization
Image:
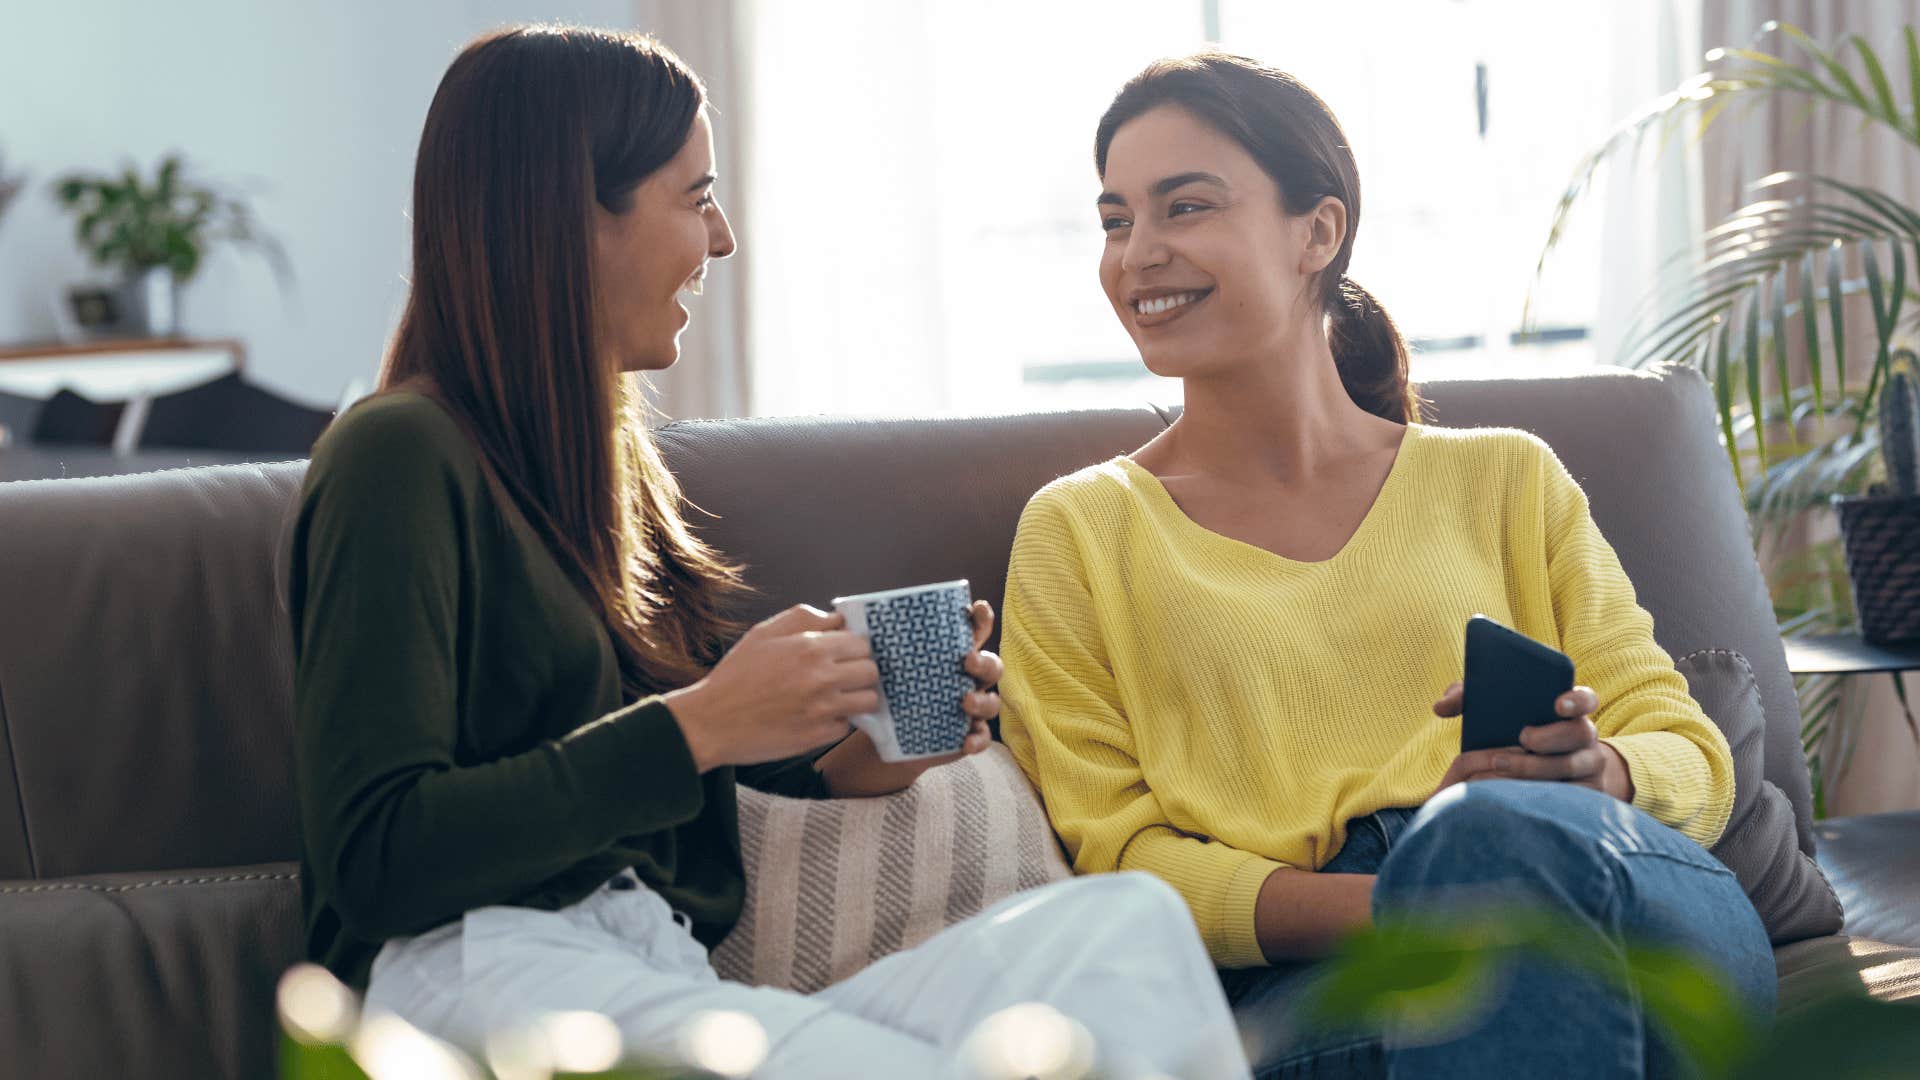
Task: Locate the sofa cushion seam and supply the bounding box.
[1675,647,1757,682]
[0,864,295,891]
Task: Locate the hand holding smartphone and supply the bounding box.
[1459,614,1575,753]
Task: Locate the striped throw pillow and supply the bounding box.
[710,742,1073,993]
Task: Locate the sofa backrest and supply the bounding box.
[0,464,307,879]
[0,366,1814,879]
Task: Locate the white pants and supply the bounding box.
[365,869,1249,1079]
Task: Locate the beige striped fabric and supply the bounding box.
[710,743,1073,993]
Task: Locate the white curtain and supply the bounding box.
[632,0,754,420]
[737,0,954,418]
[1590,1,1707,370]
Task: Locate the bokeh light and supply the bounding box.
[680,1009,770,1078]
[540,1011,624,1074]
[276,963,358,1046]
[349,1011,481,1080]
[482,1023,554,1080]
[960,1002,1097,1080]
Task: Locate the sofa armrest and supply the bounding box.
[0,863,301,1078]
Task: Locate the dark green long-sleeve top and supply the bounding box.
[287,391,828,991]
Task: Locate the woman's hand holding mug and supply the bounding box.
[665,604,878,773]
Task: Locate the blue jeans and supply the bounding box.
[1219,780,1775,1079]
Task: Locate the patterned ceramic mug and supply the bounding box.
[831,579,975,762]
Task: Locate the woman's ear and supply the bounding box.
[1297,195,1348,275]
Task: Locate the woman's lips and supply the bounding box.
[1132,288,1214,329]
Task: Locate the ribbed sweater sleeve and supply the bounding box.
[290,403,707,940]
[1000,493,1285,968]
[1535,441,1736,846]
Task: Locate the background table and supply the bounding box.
[0,337,245,399]
[1784,634,1920,677]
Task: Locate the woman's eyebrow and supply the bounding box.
[1150,171,1227,197]
[685,173,716,194]
[1096,171,1229,208]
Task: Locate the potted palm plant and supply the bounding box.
[1536,21,1920,808]
[1833,351,1920,644]
[53,154,288,338]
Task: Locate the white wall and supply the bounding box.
[0,0,632,407]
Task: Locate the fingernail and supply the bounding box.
[1557,699,1574,715]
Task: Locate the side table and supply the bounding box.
[1785,634,1920,677]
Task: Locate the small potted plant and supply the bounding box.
[0,147,24,234]
[53,154,287,338]
[1834,350,1920,644]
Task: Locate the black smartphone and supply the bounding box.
[1460,614,1576,752]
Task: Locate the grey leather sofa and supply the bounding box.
[0,367,1914,1077]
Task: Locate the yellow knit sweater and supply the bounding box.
[999,423,1735,969]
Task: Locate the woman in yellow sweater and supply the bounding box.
[999,52,1774,1078]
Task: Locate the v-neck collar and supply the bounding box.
[1115,424,1421,569]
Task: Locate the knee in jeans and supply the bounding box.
[1381,781,1610,899]
[1402,780,1600,852]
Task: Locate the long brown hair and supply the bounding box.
[380,25,745,694]
[1095,52,1422,423]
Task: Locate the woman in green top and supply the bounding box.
[286,24,1246,1079]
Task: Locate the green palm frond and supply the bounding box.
[1622,174,1917,375]
[1745,417,1878,539]
[1536,23,1920,482]
[1534,24,1920,465]
[1530,22,1920,324]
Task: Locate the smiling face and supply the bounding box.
[1097,104,1343,379]
[592,109,737,373]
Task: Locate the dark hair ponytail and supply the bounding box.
[1095,51,1421,423]
[1328,277,1416,422]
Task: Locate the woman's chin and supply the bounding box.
[619,343,681,373]
[1137,350,1197,380]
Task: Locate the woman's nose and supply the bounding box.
[1120,223,1168,273]
[709,202,737,259]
